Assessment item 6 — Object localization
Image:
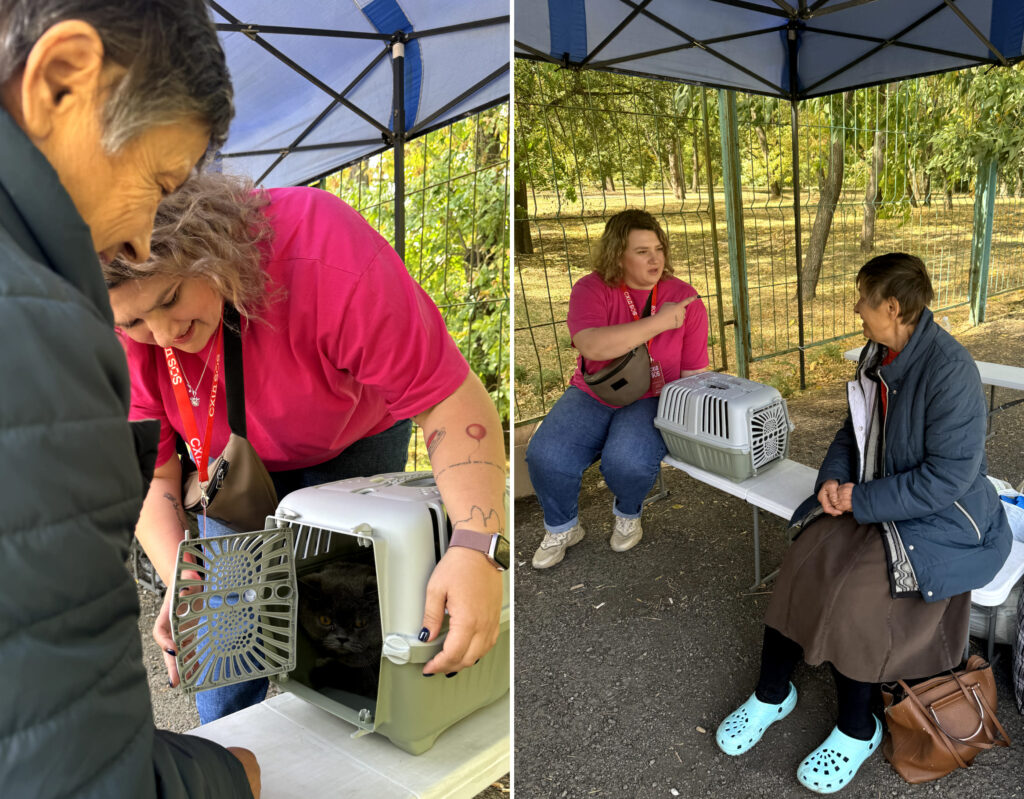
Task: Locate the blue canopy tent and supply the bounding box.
[515,0,1024,383]
[210,0,509,258]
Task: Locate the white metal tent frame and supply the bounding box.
[515,0,1024,384]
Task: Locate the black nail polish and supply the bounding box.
[165,648,177,656]
[167,679,173,688]
[474,659,480,665]
[417,627,429,642]
[445,672,457,678]
[423,672,434,678]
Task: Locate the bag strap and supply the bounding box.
[896,678,970,767]
[222,304,246,437]
[581,290,654,376]
[956,666,1012,746]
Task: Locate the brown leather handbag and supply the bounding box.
[181,306,278,532]
[881,655,1010,784]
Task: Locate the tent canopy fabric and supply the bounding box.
[212,0,509,187]
[515,0,1024,100]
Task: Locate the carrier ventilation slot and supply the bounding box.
[429,507,444,564]
[750,403,788,468]
[699,395,729,440]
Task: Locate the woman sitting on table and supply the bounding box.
[526,209,709,569]
[104,171,507,724]
[715,253,1011,794]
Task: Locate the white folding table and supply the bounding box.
[187,692,509,799]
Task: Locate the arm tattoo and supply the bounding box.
[433,458,505,481]
[164,492,190,532]
[454,505,505,534]
[426,427,446,458]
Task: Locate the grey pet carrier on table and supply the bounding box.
[169,472,510,755]
[654,373,793,481]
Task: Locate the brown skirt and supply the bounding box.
[764,513,970,683]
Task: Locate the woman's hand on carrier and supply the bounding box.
[154,590,182,687]
[419,546,502,676]
[154,569,202,688]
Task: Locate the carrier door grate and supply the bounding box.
[750,402,788,468]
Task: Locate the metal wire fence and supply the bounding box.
[514,62,1024,425]
[316,105,510,467]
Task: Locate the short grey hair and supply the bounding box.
[0,0,233,152]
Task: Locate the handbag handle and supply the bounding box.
[896,679,970,767]
[927,683,988,746]
[947,666,1011,748]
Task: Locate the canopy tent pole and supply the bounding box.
[788,25,807,390]
[392,38,407,261]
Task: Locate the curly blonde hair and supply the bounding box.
[103,171,277,320]
[591,209,674,285]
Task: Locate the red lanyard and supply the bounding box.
[621,283,658,348]
[164,321,223,487]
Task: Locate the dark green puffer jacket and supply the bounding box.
[0,109,252,798]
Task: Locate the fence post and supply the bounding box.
[701,90,728,373]
[717,89,750,378]
[969,157,997,325]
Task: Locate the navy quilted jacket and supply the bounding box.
[790,307,1011,601]
[0,110,252,798]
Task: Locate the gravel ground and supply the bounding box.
[513,300,1024,798]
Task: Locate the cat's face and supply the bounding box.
[298,562,382,668]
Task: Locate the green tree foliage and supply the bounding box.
[322,106,510,424]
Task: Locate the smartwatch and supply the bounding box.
[449,528,510,571]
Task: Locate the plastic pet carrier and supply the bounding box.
[169,472,510,755]
[654,373,793,481]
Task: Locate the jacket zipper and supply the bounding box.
[954,501,982,540]
[879,370,889,479]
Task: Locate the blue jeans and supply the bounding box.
[525,387,666,533]
[193,418,413,724]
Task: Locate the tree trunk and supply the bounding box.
[908,161,919,208]
[755,125,780,200]
[800,96,851,300]
[860,129,885,253]
[921,171,931,206]
[514,178,533,255]
[669,138,685,200]
[941,174,953,211]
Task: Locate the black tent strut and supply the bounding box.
[251,47,392,185]
[208,1,388,136]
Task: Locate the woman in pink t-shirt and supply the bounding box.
[526,210,709,569]
[104,172,507,723]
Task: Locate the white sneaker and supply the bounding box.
[610,516,643,552]
[532,523,585,569]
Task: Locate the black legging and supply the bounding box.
[755,625,876,740]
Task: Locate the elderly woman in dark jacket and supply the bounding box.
[0,1,258,797]
[715,253,1011,794]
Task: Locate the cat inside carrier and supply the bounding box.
[169,472,510,755]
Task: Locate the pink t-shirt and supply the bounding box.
[123,187,469,472]
[567,272,709,405]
